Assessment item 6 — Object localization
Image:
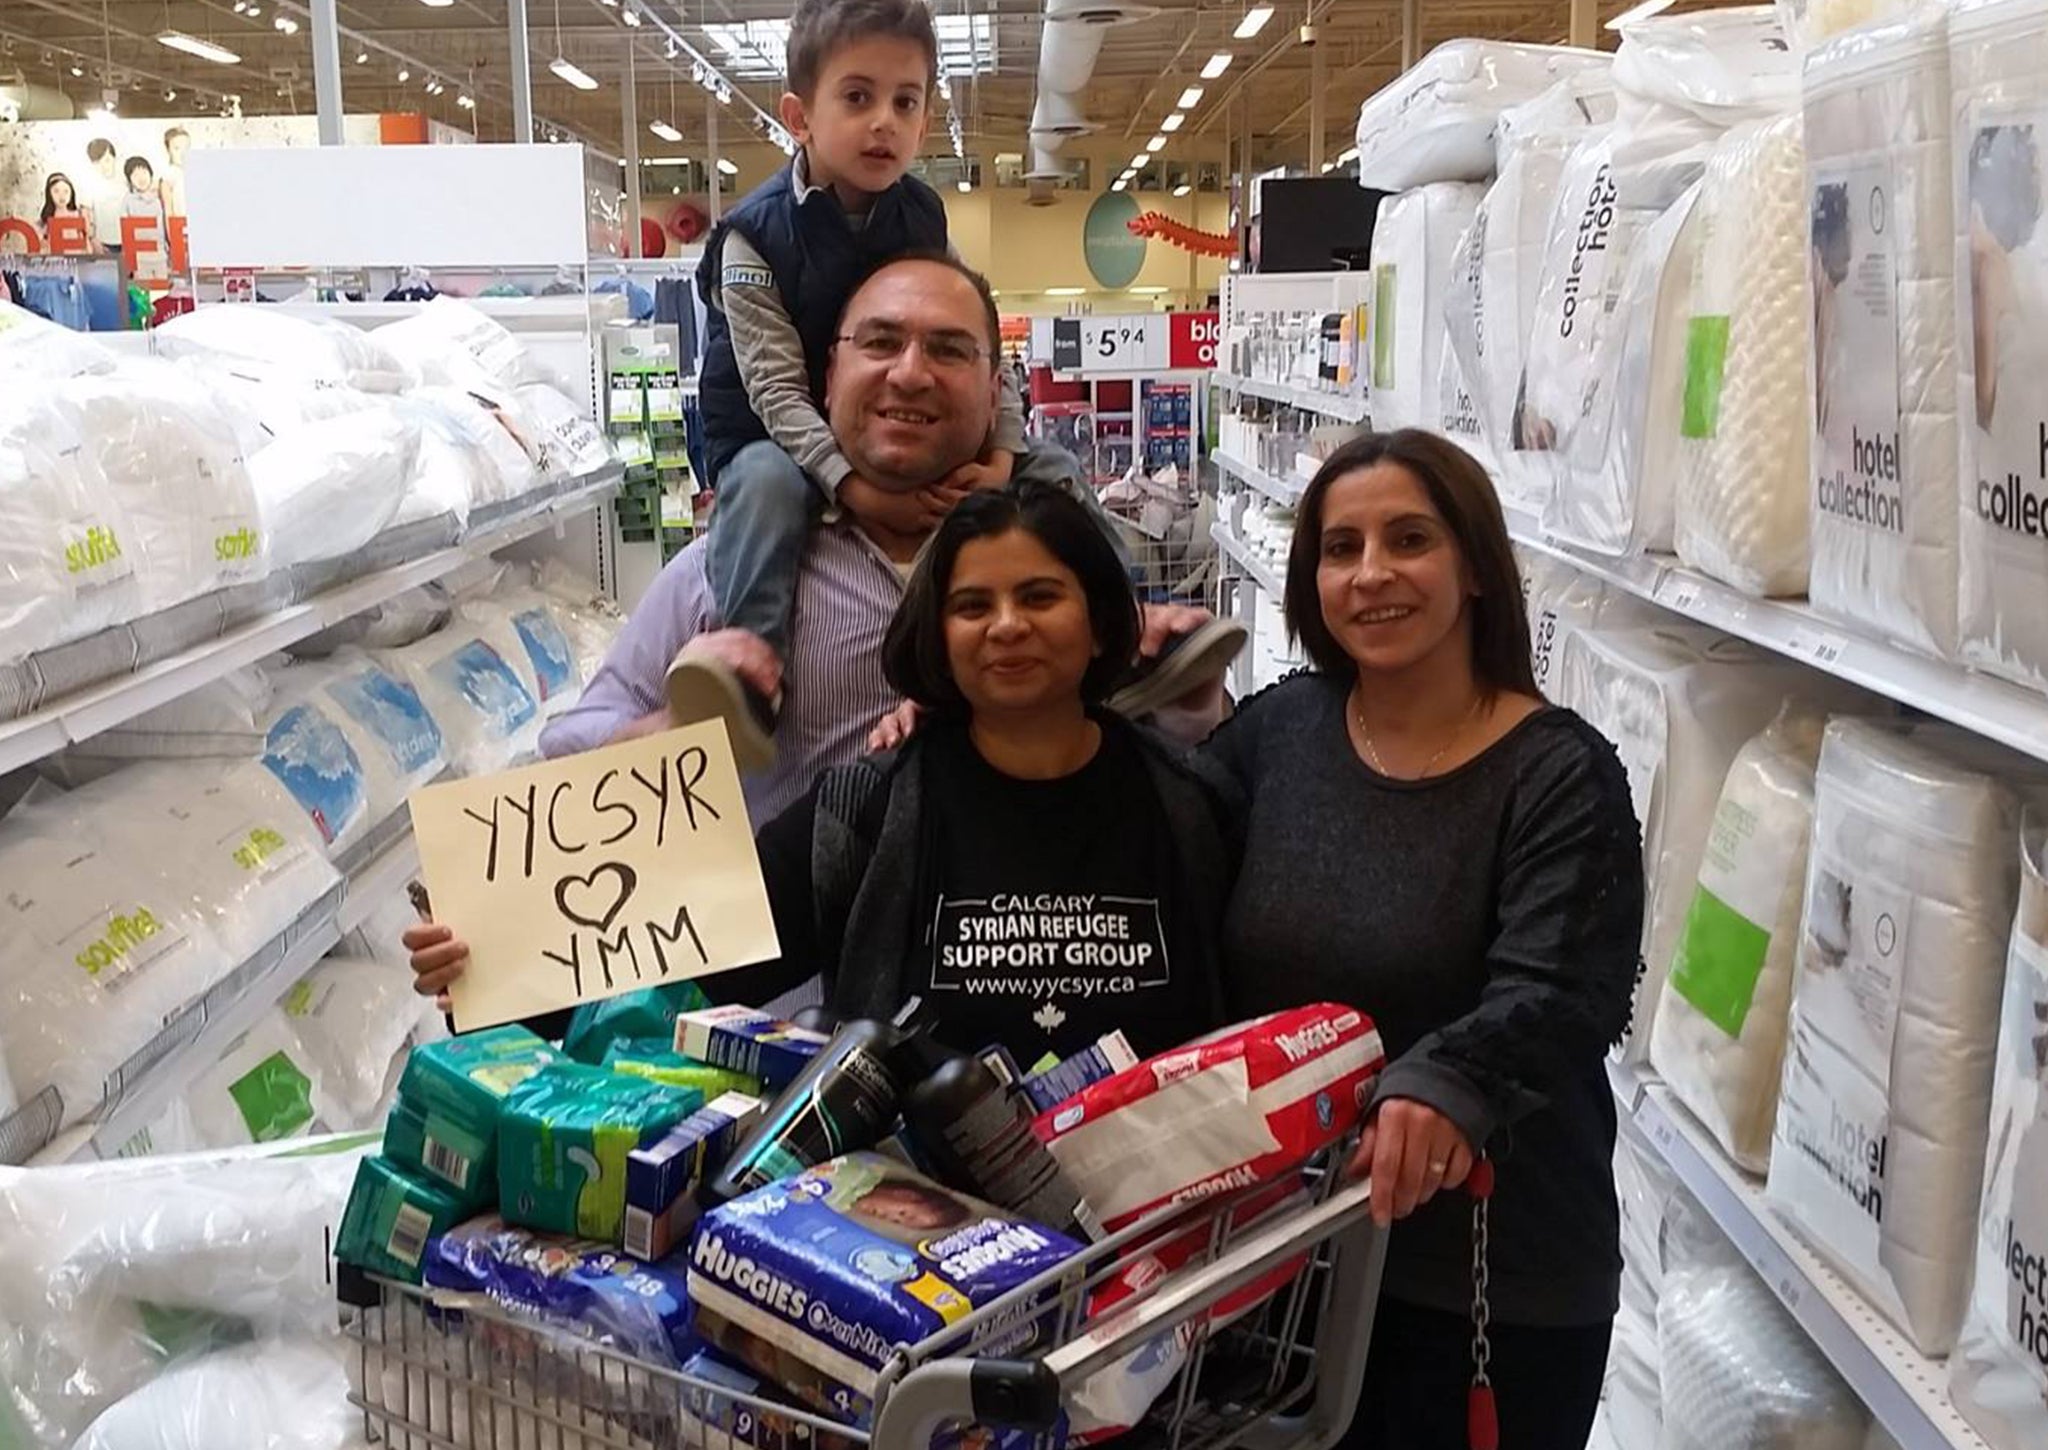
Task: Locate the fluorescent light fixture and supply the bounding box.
[549,55,599,89]
[273,17,300,34]
[1605,0,1676,28]
[1112,179,1127,191]
[1320,160,1334,173]
[648,119,683,141]
[1176,86,1203,109]
[1130,284,1169,293]
[622,5,641,23]
[716,157,740,175]
[457,93,475,109]
[1162,112,1184,132]
[419,0,455,6]
[1046,286,1085,296]
[1233,6,1273,39]
[957,179,972,192]
[1146,134,1167,152]
[397,67,410,81]
[69,63,83,75]
[1200,52,1232,79]
[354,50,367,63]
[1131,152,1152,168]
[1338,145,1359,162]
[1172,183,1191,195]
[157,31,241,64]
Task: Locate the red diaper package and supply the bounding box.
[1034,1005,1385,1440]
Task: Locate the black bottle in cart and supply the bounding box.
[700,1018,904,1205]
[898,1042,1100,1241]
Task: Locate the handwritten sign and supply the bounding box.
[409,720,779,1031]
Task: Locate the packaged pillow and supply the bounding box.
[687,1153,1084,1416]
[170,1010,333,1148]
[496,1063,701,1242]
[73,1336,353,1450]
[152,308,413,393]
[1948,816,2048,1450]
[379,629,541,778]
[1367,183,1484,433]
[0,296,117,379]
[459,596,583,721]
[372,299,536,394]
[509,382,613,481]
[247,406,419,568]
[282,952,443,1128]
[404,387,540,507]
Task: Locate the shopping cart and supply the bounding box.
[340,1142,1385,1450]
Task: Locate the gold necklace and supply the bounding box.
[1353,690,1483,780]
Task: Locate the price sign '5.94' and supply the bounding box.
[1081,316,1169,371]
[409,719,780,1030]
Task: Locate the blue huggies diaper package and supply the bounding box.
[422,1214,696,1366]
[685,1153,1084,1420]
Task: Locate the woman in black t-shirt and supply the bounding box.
[1204,430,1644,1450]
[406,480,1234,1064]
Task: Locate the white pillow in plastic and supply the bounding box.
[1554,626,1867,1062]
[1949,817,2048,1450]
[373,297,536,393]
[1777,0,1936,57]
[534,561,628,684]
[283,952,441,1128]
[152,307,412,393]
[460,595,583,720]
[0,384,143,665]
[75,1336,355,1450]
[1352,40,1610,191]
[1658,1257,1873,1450]
[1650,707,1827,1173]
[1804,13,1960,659]
[1606,1113,1681,1449]
[171,1011,335,1149]
[309,650,451,800]
[249,406,420,568]
[1769,718,2044,1355]
[381,629,542,778]
[1515,547,1659,697]
[0,297,116,379]
[1609,5,1801,126]
[411,385,542,505]
[1672,113,1813,598]
[1369,183,1484,433]
[1949,0,2048,691]
[181,360,386,462]
[54,362,267,614]
[509,382,612,482]
[388,398,487,530]
[0,808,235,1136]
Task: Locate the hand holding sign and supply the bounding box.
[409,720,779,1030]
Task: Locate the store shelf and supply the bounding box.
[1608,1064,1991,1450]
[1210,521,1286,602]
[1214,371,1369,425]
[1214,449,1306,508]
[1503,504,2048,770]
[0,466,621,779]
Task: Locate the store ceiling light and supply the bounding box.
[1130,284,1169,293]
[716,157,739,175]
[274,16,299,34]
[1337,145,1358,162]
[1161,112,1184,132]
[1172,183,1191,195]
[622,5,642,24]
[1112,179,1127,191]
[1046,286,1085,296]
[1146,135,1166,152]
[550,55,599,89]
[1605,0,1676,28]
[956,179,971,193]
[69,63,83,76]
[1233,6,1273,39]
[354,50,367,64]
[419,0,456,7]
[397,67,410,81]
[648,119,683,141]
[1200,52,1232,79]
[157,31,241,65]
[1176,86,1203,109]
[1130,152,1151,168]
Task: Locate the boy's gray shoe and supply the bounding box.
[663,653,778,773]
[1107,618,1248,720]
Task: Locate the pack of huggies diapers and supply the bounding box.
[685,1152,1084,1425]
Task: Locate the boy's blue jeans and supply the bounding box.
[704,441,821,660]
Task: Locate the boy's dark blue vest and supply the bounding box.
[695,164,948,483]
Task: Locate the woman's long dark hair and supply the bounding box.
[1284,429,1538,700]
[883,479,1140,717]
[40,173,77,229]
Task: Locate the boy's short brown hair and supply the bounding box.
[786,0,940,100]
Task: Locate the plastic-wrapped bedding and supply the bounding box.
[510,382,613,481]
[73,1336,356,1450]
[410,385,543,506]
[282,951,444,1127]
[0,1134,372,1448]
[1442,72,1617,503]
[163,1010,336,1148]
[460,594,583,721]
[53,361,267,615]
[1553,626,1870,1063]
[1516,547,1658,697]
[1351,40,1609,192]
[1949,816,2048,1450]
[0,297,117,379]
[373,297,537,394]
[1949,0,2048,691]
[1650,707,1827,1174]
[1769,719,2048,1355]
[0,384,144,665]
[151,307,413,393]
[1672,113,1815,598]
[1369,183,1484,433]
[1803,13,1959,658]
[1606,1114,1682,1450]
[248,406,421,568]
[380,626,542,777]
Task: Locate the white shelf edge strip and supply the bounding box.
[1214,449,1306,507]
[1213,370,1369,424]
[1210,521,1286,603]
[1609,1064,1993,1450]
[0,468,620,779]
[1502,504,2048,770]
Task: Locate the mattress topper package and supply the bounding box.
[1673,112,1816,598]
[1768,718,2046,1355]
[1803,12,1960,658]
[1651,708,1828,1174]
[686,1152,1084,1406]
[1608,5,1800,127]
[151,307,413,393]
[1351,40,1610,191]
[1948,0,2048,690]
[1368,183,1484,434]
[423,1214,695,1367]
[1949,818,2048,1450]
[162,1009,335,1149]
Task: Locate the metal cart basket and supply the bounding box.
[342,1145,1385,1450]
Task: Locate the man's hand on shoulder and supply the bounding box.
[840,472,969,534]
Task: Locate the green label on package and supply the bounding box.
[228,1050,316,1142]
[1670,888,1772,1038]
[1682,315,1731,439]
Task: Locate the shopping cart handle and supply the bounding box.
[970,1359,1064,1432]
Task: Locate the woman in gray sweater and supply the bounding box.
[1205,429,1644,1450]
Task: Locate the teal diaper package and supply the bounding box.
[498,1063,702,1242]
[336,1155,471,1284]
[602,1039,761,1099]
[387,1025,563,1208]
[562,981,715,1064]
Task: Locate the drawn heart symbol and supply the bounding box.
[554,863,639,934]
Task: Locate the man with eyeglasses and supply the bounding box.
[540,252,1240,828]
